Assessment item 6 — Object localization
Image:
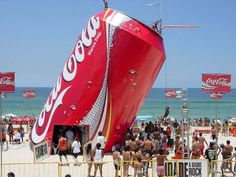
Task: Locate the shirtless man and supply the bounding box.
[156,149,166,177]
[140,136,155,155]
[122,146,131,177]
[136,136,143,150]
[191,136,200,159]
[220,143,235,176]
[132,148,143,165]
[102,0,108,9]
[174,136,181,153]
[225,140,233,157]
[128,136,137,152]
[224,146,236,174]
[192,132,198,143]
[113,144,121,177]
[198,132,208,156]
[225,140,234,171]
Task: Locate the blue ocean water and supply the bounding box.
[1,88,236,120]
[139,88,236,120]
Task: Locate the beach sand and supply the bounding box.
[2,131,236,177]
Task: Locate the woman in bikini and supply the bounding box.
[83,141,93,177]
[93,143,104,177]
[122,146,131,177]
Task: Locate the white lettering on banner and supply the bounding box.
[32,16,101,144]
[206,78,229,86]
[0,77,14,85]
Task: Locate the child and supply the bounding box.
[134,157,144,177]
[113,144,121,177]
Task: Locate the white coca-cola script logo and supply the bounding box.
[0,77,14,85]
[31,16,100,144]
[24,91,35,97]
[206,78,229,86]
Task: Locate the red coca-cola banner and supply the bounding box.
[23,90,36,98]
[202,73,231,93]
[210,93,223,99]
[0,72,15,92]
[165,89,177,98]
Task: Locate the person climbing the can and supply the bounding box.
[102,0,108,9]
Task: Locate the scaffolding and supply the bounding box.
[179,88,190,159]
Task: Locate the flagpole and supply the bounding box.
[180,89,190,159]
[0,72,16,177]
[0,92,3,177]
[216,98,219,134]
[215,97,217,120]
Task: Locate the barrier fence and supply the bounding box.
[210,160,236,177]
[2,162,59,177]
[2,161,117,177]
[2,160,153,177]
[2,159,236,177]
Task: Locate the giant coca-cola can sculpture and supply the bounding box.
[31,9,166,151]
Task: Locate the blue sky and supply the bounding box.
[0,0,235,88]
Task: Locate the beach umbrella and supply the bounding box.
[216,119,222,125]
[1,115,7,122]
[5,113,17,118]
[23,116,35,123]
[11,117,24,124]
[169,116,176,122]
[229,118,236,123]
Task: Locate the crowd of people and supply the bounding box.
[123,117,236,177]
[2,113,236,177]
[0,122,25,150]
[57,129,106,177]
[54,116,214,177]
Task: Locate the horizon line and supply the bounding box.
[13,86,236,89]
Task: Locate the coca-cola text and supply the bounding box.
[0,77,14,85]
[205,78,229,86]
[31,16,101,144]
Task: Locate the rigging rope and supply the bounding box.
[165,58,168,108]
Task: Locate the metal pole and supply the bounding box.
[216,99,219,135]
[185,89,190,158]
[185,94,190,159]
[0,92,3,177]
[216,99,218,122]
[215,99,217,121]
[181,110,185,159]
[181,89,190,159]
[214,98,219,135]
[181,89,185,159]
